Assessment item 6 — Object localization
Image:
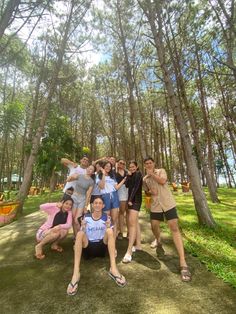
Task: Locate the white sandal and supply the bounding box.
[150,239,157,248]
[122,253,132,264]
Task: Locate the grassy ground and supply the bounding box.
[1,208,236,314]
[17,187,236,288]
[22,191,62,216]
[170,188,236,288]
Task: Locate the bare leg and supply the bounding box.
[125,209,139,256]
[35,228,60,257]
[51,229,68,251]
[125,208,129,237]
[150,219,162,244]
[67,231,88,294]
[135,220,142,250]
[167,219,187,267]
[111,208,119,239]
[72,208,83,237]
[118,201,127,236]
[103,228,126,285]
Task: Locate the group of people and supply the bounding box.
[34,155,191,296]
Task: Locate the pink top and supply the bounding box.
[37,203,72,231]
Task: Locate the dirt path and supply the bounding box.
[0,211,236,314]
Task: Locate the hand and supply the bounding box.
[57,202,62,208]
[146,169,154,176]
[106,215,111,228]
[101,168,106,175]
[127,171,131,176]
[128,201,133,206]
[73,162,78,168]
[81,217,87,230]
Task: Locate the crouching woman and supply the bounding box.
[35,195,74,259]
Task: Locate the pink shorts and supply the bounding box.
[36,229,46,242]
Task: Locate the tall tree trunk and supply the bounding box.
[17,0,77,214]
[139,0,215,226]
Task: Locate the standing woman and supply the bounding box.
[67,165,95,236]
[122,161,142,263]
[115,159,128,239]
[97,161,126,238]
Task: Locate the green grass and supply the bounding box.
[24,188,236,288]
[22,190,63,216]
[11,187,236,288]
[171,188,236,288]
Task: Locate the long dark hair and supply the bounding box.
[98,161,115,179]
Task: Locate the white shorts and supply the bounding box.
[72,194,86,210]
[118,185,128,202]
[36,229,46,242]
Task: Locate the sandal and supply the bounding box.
[108,271,127,287]
[67,280,79,296]
[122,253,132,264]
[150,239,157,248]
[51,245,63,253]
[180,266,191,282]
[34,253,45,260]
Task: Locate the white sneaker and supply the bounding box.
[122,253,132,263]
[150,239,157,249]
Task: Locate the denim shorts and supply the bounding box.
[102,191,120,212]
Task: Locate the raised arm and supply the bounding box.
[115,176,127,190]
[40,203,58,215]
[66,173,80,182]
[61,158,78,168]
[98,169,106,189]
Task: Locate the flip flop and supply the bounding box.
[34,253,45,260]
[108,271,127,287]
[67,281,79,296]
[51,246,63,252]
[180,266,191,282]
[122,253,132,263]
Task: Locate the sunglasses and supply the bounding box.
[119,162,125,165]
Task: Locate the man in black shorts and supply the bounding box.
[67,196,126,296]
[143,157,191,282]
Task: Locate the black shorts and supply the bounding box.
[128,201,142,211]
[82,240,107,259]
[150,207,178,221]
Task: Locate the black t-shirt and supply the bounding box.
[115,170,128,184]
[52,211,68,228]
[125,171,142,203]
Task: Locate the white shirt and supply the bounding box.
[63,164,87,192]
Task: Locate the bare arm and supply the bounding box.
[84,186,93,212]
[115,177,126,190]
[61,158,78,168]
[98,169,106,189]
[66,173,79,182]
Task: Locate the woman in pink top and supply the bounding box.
[35,195,73,260]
